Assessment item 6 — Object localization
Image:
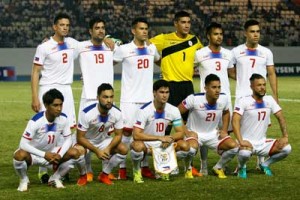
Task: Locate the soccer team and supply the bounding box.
[13,11,291,192]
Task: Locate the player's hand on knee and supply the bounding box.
[239,140,252,149]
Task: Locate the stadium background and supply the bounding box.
[0,0,300,80]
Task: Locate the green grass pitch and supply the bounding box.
[0,77,299,199]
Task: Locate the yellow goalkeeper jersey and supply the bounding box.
[150,32,203,82]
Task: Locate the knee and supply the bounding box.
[177,140,190,152]
[238,149,252,159]
[130,141,145,152]
[117,143,129,155]
[282,144,292,155]
[68,148,80,159]
[74,144,86,156]
[13,149,30,161]
[186,138,199,150]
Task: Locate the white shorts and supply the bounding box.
[197,131,231,154]
[39,84,76,128]
[30,146,61,166]
[120,102,145,130]
[249,139,277,157]
[144,141,163,154]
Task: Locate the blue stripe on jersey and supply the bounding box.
[141,101,152,109]
[205,103,217,110]
[173,119,182,127]
[210,52,222,59]
[112,105,121,111]
[154,111,165,119]
[255,101,266,109]
[194,93,205,96]
[60,113,67,118]
[246,49,257,56]
[83,103,97,113]
[91,45,104,51]
[136,47,148,55]
[46,123,57,132]
[31,111,44,121]
[58,43,68,51]
[98,115,108,123]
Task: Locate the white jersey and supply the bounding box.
[77,103,123,145]
[233,95,281,146]
[78,40,114,99]
[33,37,78,85]
[195,46,233,96]
[182,93,229,137]
[21,111,71,154]
[133,101,182,137]
[114,41,160,103]
[231,44,274,98]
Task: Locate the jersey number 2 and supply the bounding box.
[62,53,68,63]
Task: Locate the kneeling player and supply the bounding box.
[178,74,239,178]
[130,80,193,183]
[13,89,83,191]
[77,83,128,185]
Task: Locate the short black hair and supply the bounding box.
[206,22,223,37]
[174,11,190,22]
[53,13,71,25]
[42,89,64,105]
[153,80,169,91]
[97,83,114,95]
[244,19,259,30]
[132,17,148,28]
[89,16,105,30]
[249,73,265,82]
[205,74,220,86]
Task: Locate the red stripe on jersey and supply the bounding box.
[22,136,32,140]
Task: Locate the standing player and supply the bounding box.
[178,74,239,179]
[13,89,84,191]
[77,83,128,185]
[78,17,115,112]
[114,17,160,179]
[77,17,117,182]
[231,19,278,169]
[31,13,78,182]
[194,22,235,175]
[150,11,203,176]
[232,74,291,178]
[131,80,191,183]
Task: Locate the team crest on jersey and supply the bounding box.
[188,41,193,46]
